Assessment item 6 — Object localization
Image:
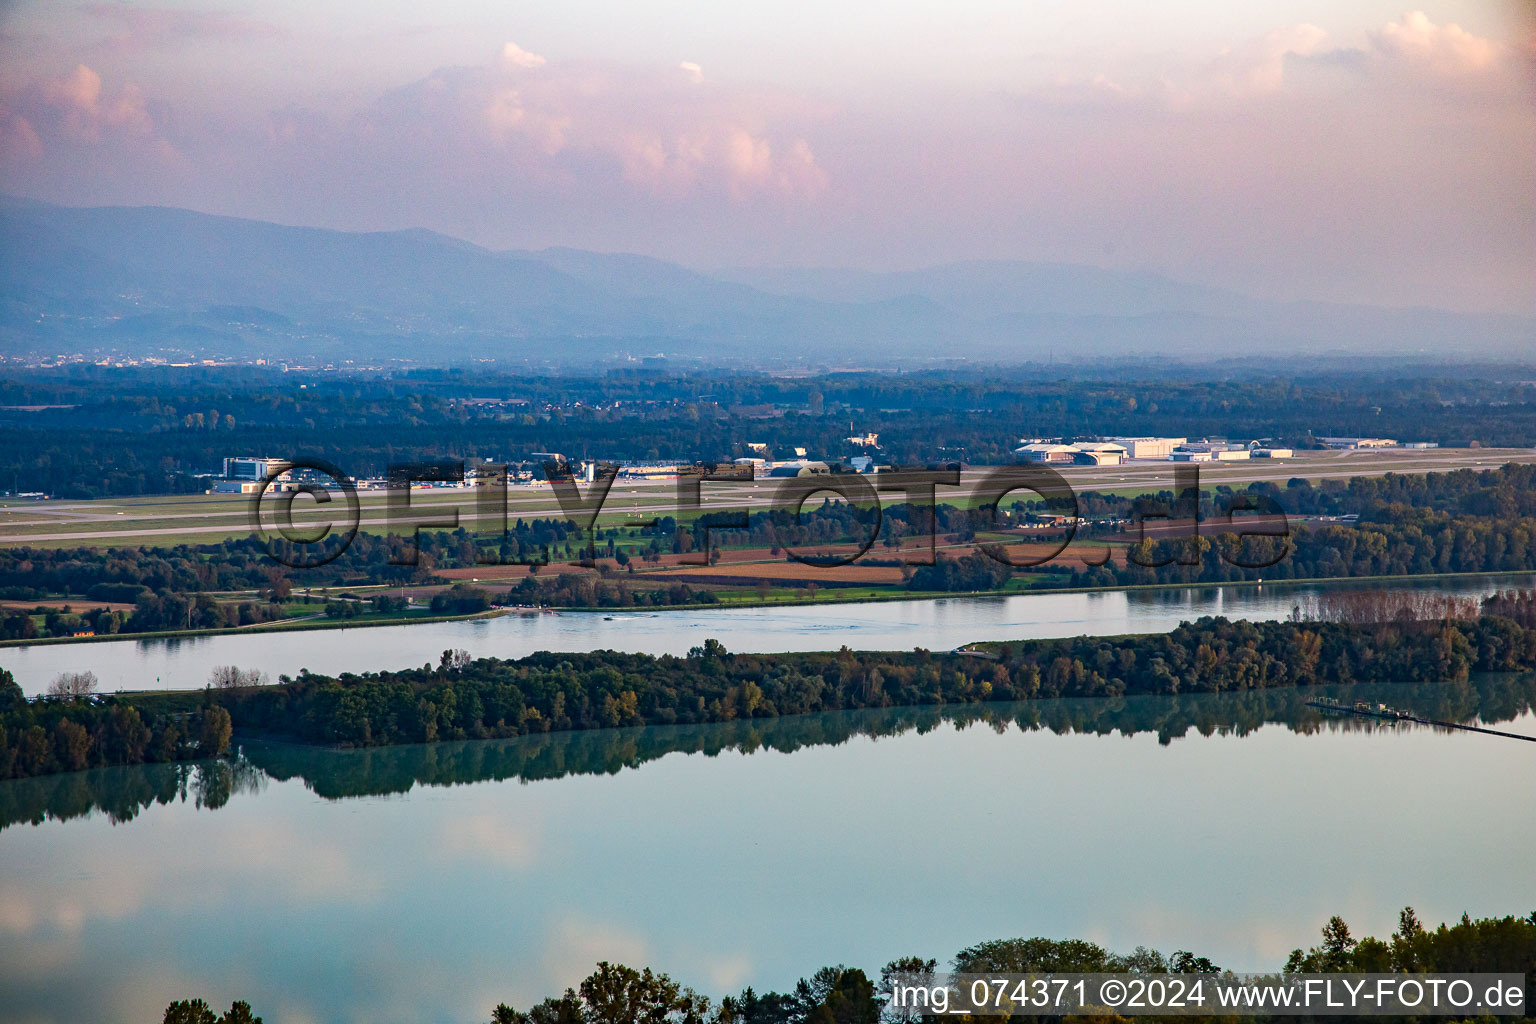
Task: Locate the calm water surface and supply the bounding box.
[7,575,1532,695]
[2,678,1533,1024]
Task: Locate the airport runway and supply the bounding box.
[2,447,1532,545]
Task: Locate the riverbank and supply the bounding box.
[10,673,1530,824]
[0,605,508,648]
[5,567,1531,650]
[9,611,1534,781]
[6,573,1532,698]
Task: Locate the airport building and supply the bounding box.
[1014,442,1079,464]
[1013,441,1126,466]
[1071,442,1127,466]
[222,456,289,481]
[1319,437,1397,449]
[1105,437,1187,460]
[208,479,267,494]
[768,460,832,477]
[1173,441,1252,462]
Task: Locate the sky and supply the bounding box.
[0,1,1533,313]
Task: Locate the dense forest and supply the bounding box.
[3,365,1534,497]
[156,908,1536,1024]
[5,603,1535,779]
[0,667,232,779]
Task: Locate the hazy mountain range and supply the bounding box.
[2,196,1530,367]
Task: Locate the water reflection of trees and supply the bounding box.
[3,674,1530,830]
[0,756,265,830]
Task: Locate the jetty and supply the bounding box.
[1306,697,1536,743]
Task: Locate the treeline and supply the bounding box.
[908,513,1536,593]
[688,501,914,554]
[642,464,1536,570]
[1063,463,1536,523]
[0,593,291,640]
[911,512,1536,595]
[0,669,233,781]
[161,1000,261,1024]
[160,908,1536,1024]
[152,611,1536,752]
[6,365,1536,498]
[486,909,1536,1024]
[8,672,1531,830]
[6,603,1535,780]
[913,463,1536,593]
[504,575,723,609]
[1108,514,1536,589]
[0,519,588,638]
[0,519,586,599]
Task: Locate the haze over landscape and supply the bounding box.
[5,196,1534,365]
[2,2,1533,367]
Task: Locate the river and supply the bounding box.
[1,676,1533,1023]
[5,574,1532,695]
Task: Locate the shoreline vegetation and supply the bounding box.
[6,567,1535,650]
[4,590,1534,782]
[6,673,1532,832]
[158,908,1536,1024]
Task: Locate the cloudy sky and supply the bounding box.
[1,1,1532,312]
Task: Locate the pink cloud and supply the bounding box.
[501,40,546,70]
[0,62,178,180]
[42,64,153,141]
[0,108,43,162]
[1217,23,1331,94]
[347,49,830,201]
[1039,10,1508,112]
[78,4,288,49]
[1370,11,1499,74]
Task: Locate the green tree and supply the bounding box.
[954,937,1117,973]
[1169,950,1219,973]
[577,962,711,1024]
[1287,915,1361,973]
[688,638,729,660]
[218,1002,263,1024]
[103,705,151,763]
[1319,915,1358,970]
[877,954,937,1018]
[1391,906,1425,971]
[0,668,24,712]
[160,999,262,1024]
[52,718,92,772]
[803,967,878,1024]
[163,1000,217,1024]
[198,706,233,757]
[525,993,583,1024]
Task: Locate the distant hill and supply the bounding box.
[712,261,1258,319]
[1,197,1530,366]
